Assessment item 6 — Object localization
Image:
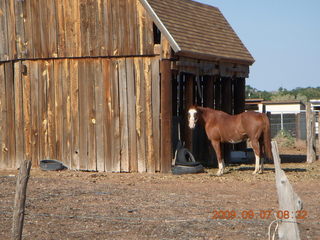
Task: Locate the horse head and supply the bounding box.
[188,106,198,129]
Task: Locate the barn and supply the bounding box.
[0,0,254,172]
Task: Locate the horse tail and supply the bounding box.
[262,114,273,161]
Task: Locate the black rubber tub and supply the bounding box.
[40,159,68,171]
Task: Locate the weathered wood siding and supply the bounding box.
[0,57,161,172]
[0,0,154,62]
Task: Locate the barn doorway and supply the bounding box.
[171,71,247,167]
[171,72,217,167]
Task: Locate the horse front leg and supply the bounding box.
[211,140,225,176]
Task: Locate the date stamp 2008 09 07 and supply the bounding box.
[211,209,308,220]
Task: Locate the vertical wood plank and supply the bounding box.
[101,0,111,56]
[0,64,7,168]
[14,0,26,59]
[56,0,66,57]
[4,62,16,168]
[65,0,81,57]
[30,0,41,57]
[22,61,32,161]
[70,59,80,169]
[103,59,112,172]
[47,0,58,57]
[78,59,88,170]
[22,0,33,59]
[54,60,64,162]
[126,58,137,172]
[62,60,72,167]
[144,58,155,172]
[95,60,105,172]
[5,0,17,59]
[134,58,146,172]
[79,0,90,56]
[110,59,121,172]
[14,62,24,168]
[111,0,120,56]
[118,58,129,172]
[47,60,56,159]
[38,0,49,58]
[0,0,9,61]
[38,61,49,161]
[160,60,172,173]
[136,0,145,55]
[87,60,97,171]
[151,58,161,172]
[127,0,137,55]
[119,0,128,55]
[30,61,39,167]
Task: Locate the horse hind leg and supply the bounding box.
[259,138,264,174]
[251,139,262,174]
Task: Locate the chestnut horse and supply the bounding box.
[188,106,273,176]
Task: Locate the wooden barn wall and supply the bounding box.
[0,57,161,173]
[0,0,154,62]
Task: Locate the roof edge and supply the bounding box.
[139,0,181,52]
[177,50,255,66]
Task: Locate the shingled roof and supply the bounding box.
[141,0,255,65]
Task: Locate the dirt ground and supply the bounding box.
[1,145,320,240]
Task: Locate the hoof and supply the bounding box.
[216,171,223,176]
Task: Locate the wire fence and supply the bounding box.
[269,111,319,140]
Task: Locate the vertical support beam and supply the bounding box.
[185,74,194,150]
[233,77,246,151]
[221,77,233,114]
[160,59,172,173]
[214,76,221,110]
[234,77,245,114]
[204,76,214,108]
[221,77,233,162]
[306,103,316,163]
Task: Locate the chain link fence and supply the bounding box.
[269,111,319,140]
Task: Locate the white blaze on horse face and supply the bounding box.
[188,109,197,129]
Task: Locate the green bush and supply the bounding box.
[274,129,295,148]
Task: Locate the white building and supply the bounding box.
[262,100,305,114]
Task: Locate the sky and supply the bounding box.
[196,0,320,91]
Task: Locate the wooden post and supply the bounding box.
[272,141,302,240]
[221,77,232,162]
[295,113,301,140]
[12,160,32,240]
[160,60,172,173]
[306,103,316,163]
[185,74,194,150]
[214,76,221,110]
[318,112,320,158]
[233,77,246,151]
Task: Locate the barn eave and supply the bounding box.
[177,50,255,66]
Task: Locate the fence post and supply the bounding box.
[306,103,316,163]
[318,112,320,159]
[295,113,301,140]
[271,141,302,240]
[12,160,32,240]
